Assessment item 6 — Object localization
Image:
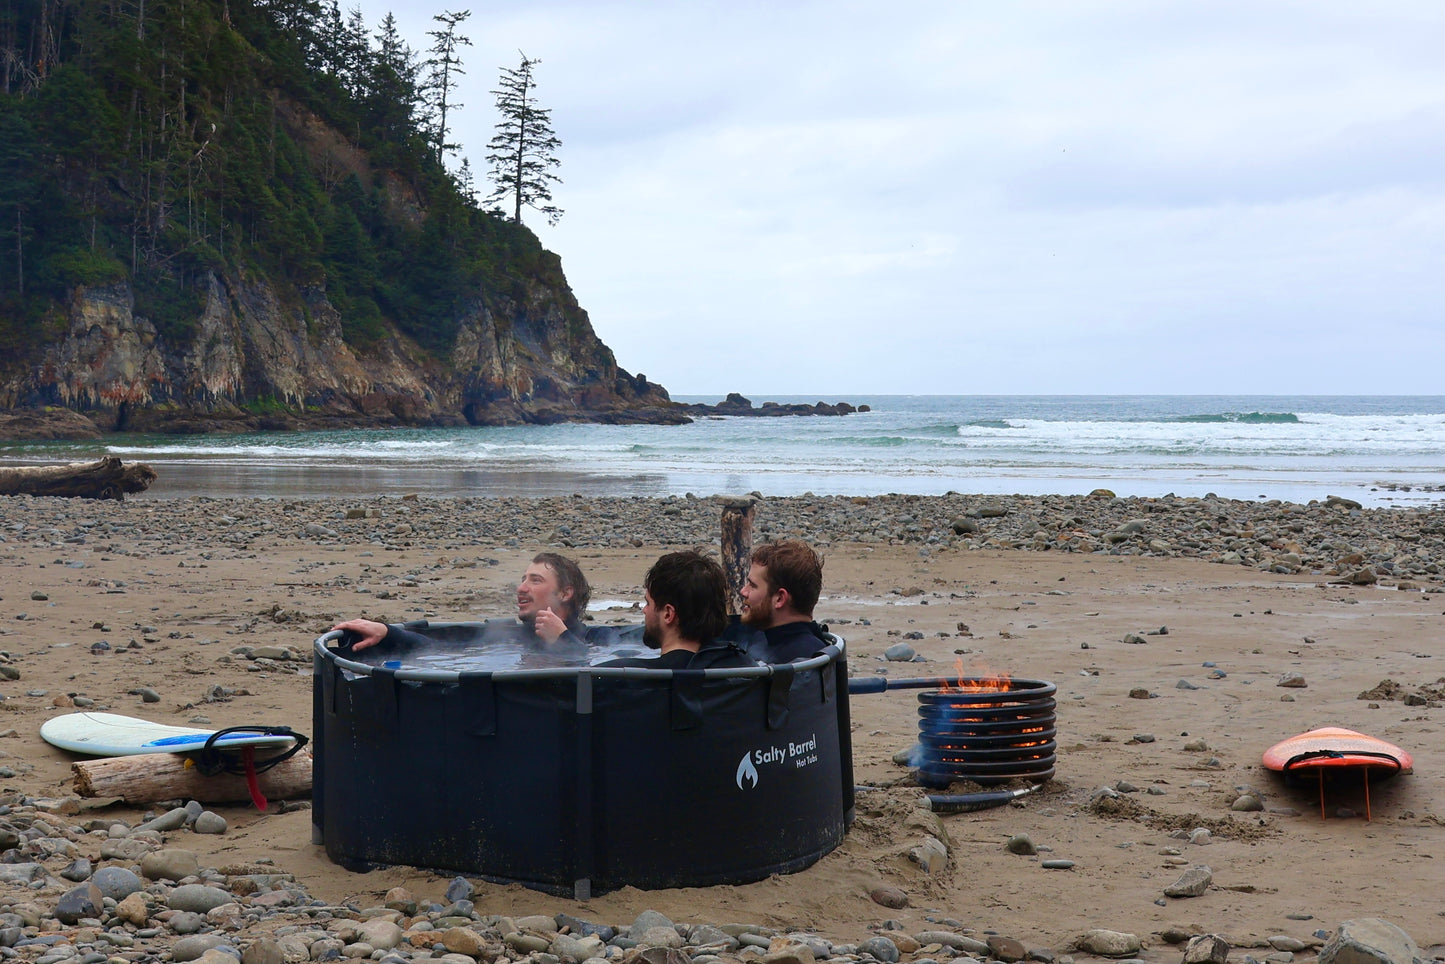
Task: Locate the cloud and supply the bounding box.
[355,0,1445,394]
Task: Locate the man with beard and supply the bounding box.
[600,550,755,669]
[332,552,596,652]
[736,539,830,663]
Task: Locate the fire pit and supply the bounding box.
[915,677,1057,789]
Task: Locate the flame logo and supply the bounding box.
[735,751,759,790]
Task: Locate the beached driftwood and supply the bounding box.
[720,497,756,615]
[71,747,312,804]
[0,457,156,499]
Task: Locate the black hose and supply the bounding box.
[847,676,957,694]
[927,784,1037,813]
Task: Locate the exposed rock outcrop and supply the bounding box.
[2,269,680,436]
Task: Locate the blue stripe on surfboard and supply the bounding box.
[143,732,287,747]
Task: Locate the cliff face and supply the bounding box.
[3,266,678,434]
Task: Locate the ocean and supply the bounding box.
[3,395,1443,508]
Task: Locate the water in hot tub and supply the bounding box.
[348,620,652,673]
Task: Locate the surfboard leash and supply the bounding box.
[193,726,310,811]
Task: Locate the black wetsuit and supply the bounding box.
[721,616,830,663]
[755,620,831,662]
[600,639,756,669]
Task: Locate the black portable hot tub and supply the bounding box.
[311,626,854,898]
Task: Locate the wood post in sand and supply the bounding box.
[0,457,156,500]
[720,497,756,615]
[72,747,312,805]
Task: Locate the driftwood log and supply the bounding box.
[720,497,756,615]
[72,747,312,805]
[0,457,156,499]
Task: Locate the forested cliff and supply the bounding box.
[0,0,681,435]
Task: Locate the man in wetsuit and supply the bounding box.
[332,551,594,651]
[737,539,831,662]
[600,550,755,669]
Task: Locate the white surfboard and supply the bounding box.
[41,712,299,757]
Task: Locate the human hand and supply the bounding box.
[533,607,566,644]
[331,618,387,651]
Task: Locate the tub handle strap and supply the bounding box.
[768,664,795,730]
[670,671,704,731]
[459,674,498,737]
[357,669,399,734]
[819,661,836,704]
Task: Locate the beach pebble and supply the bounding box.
[1181,935,1230,964]
[169,911,207,934]
[59,857,92,882]
[167,884,234,913]
[445,877,475,902]
[1231,794,1264,812]
[637,927,684,949]
[91,865,142,899]
[629,911,675,938]
[1164,865,1213,898]
[764,943,815,964]
[908,836,949,873]
[170,936,229,962]
[115,892,149,926]
[193,811,227,834]
[1319,919,1419,964]
[987,937,1026,962]
[1041,860,1075,870]
[240,941,287,964]
[883,643,916,662]
[1005,834,1037,855]
[859,937,900,963]
[135,807,190,833]
[141,849,200,881]
[54,883,103,924]
[1267,937,1309,952]
[1074,930,1141,956]
[1277,673,1307,688]
[442,928,489,957]
[870,886,909,909]
[356,920,404,951]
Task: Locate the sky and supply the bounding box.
[354,1,1445,396]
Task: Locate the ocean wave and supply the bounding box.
[1170,412,1300,424]
[960,418,1016,430]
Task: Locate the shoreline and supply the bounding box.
[0,493,1442,957]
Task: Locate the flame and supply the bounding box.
[939,657,1012,695]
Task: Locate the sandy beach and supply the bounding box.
[0,492,1441,960]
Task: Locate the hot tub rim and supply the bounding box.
[313,629,845,682]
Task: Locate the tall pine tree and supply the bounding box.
[424,9,470,166]
[485,53,561,226]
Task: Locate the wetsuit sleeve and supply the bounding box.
[377,623,435,655]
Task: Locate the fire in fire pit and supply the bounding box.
[915,672,1057,789]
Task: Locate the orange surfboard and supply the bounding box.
[1263,726,1412,821]
[1262,726,1413,775]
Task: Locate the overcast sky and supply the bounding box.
[355,1,1445,396]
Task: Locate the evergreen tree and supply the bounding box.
[366,13,420,149]
[485,52,561,226]
[424,9,470,166]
